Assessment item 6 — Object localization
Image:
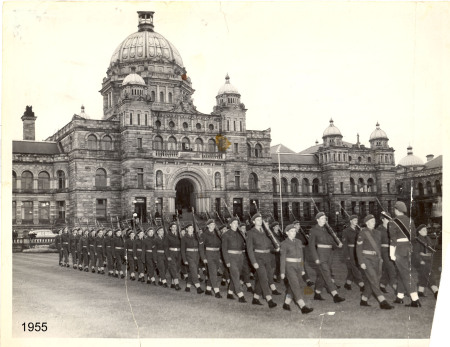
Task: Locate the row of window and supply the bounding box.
[87,135,113,150]
[320,153,393,164]
[12,170,66,190]
[398,180,442,196]
[13,201,66,222]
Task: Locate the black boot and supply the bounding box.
[434,291,438,299]
[252,298,263,305]
[247,286,254,293]
[205,290,213,296]
[314,293,325,301]
[163,283,168,288]
[360,285,365,292]
[301,306,314,314]
[393,297,404,304]
[175,284,181,291]
[418,292,425,297]
[380,286,388,293]
[333,295,345,303]
[268,300,277,309]
[282,303,291,311]
[344,283,352,290]
[227,293,235,300]
[196,287,204,294]
[272,289,281,295]
[238,296,247,303]
[380,300,394,310]
[405,300,421,307]
[307,281,315,287]
[360,300,371,306]
[215,292,222,299]
[185,287,190,292]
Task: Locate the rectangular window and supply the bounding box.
[137,168,144,188]
[129,113,133,125]
[234,143,239,153]
[39,201,50,223]
[387,200,392,215]
[250,199,259,215]
[96,199,107,220]
[13,201,16,221]
[137,114,141,125]
[22,201,33,221]
[316,202,321,213]
[227,120,230,131]
[137,138,143,149]
[282,202,289,218]
[369,201,375,215]
[234,171,240,189]
[240,121,242,132]
[340,182,344,193]
[145,114,148,126]
[303,202,311,221]
[387,183,390,193]
[359,201,366,216]
[351,201,356,214]
[58,201,65,220]
[273,202,279,220]
[233,121,236,131]
[340,201,345,217]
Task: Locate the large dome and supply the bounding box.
[218,74,240,95]
[398,146,424,167]
[122,73,145,86]
[323,119,342,137]
[370,122,388,140]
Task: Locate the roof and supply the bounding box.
[424,155,442,169]
[271,153,318,165]
[13,140,61,155]
[217,74,239,95]
[270,144,295,154]
[297,141,353,154]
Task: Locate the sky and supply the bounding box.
[3,1,449,162]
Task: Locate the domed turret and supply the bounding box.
[122,73,146,86]
[121,68,148,100]
[398,146,424,167]
[322,119,343,146]
[216,74,242,107]
[369,122,389,148]
[218,74,240,95]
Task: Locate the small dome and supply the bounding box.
[122,73,145,86]
[323,118,342,137]
[398,146,424,167]
[80,105,92,119]
[218,74,240,95]
[370,122,388,140]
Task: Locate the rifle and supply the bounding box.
[191,207,202,239]
[287,206,308,242]
[415,235,436,253]
[310,197,342,247]
[252,200,280,250]
[215,210,225,226]
[336,203,362,231]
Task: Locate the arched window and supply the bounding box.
[272,177,278,193]
[12,171,17,190]
[358,156,362,163]
[195,138,203,151]
[435,180,442,194]
[358,178,365,192]
[153,136,163,150]
[249,173,258,191]
[156,170,163,188]
[208,139,216,152]
[168,92,173,103]
[302,178,310,193]
[160,91,164,103]
[87,134,97,150]
[312,178,320,194]
[215,172,221,188]
[350,178,356,193]
[102,135,112,150]
[418,182,424,196]
[397,184,404,195]
[57,170,65,189]
[281,178,288,193]
[255,144,263,158]
[155,120,161,128]
[168,136,177,151]
[247,143,252,157]
[95,169,107,187]
[22,171,33,190]
[367,178,374,192]
[38,171,50,190]
[426,181,433,195]
[182,137,190,150]
[151,91,155,101]
[291,178,299,194]
[368,157,372,163]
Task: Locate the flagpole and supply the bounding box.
[277,145,284,232]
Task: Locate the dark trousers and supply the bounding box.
[345,250,363,284]
[96,251,105,268]
[205,251,221,288]
[380,248,397,287]
[81,248,89,267]
[62,246,69,263]
[418,257,434,288]
[106,251,114,272]
[168,250,181,281]
[395,246,416,294]
[361,255,384,299]
[89,246,97,268]
[127,251,135,274]
[314,248,337,293]
[70,248,77,265]
[228,253,244,294]
[241,253,252,284]
[156,253,167,281]
[115,251,125,272]
[254,253,273,297]
[136,251,145,274]
[145,252,155,278]
[286,262,306,302]
[186,251,200,286]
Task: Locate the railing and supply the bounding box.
[153,150,179,158]
[201,152,225,160]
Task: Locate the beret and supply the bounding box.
[169,222,177,228]
[315,212,326,220]
[417,224,427,232]
[284,224,296,233]
[349,215,358,221]
[364,214,375,224]
[156,226,164,232]
[239,223,246,228]
[292,220,300,225]
[229,217,239,224]
[206,219,215,226]
[218,224,227,231]
[270,221,280,229]
[184,223,193,229]
[251,213,262,222]
[394,201,407,213]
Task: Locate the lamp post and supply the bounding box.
[335,211,339,231]
[276,144,284,231]
[132,199,137,229]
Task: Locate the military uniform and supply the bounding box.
[104,232,114,275]
[142,233,157,284]
[181,232,203,293]
[280,237,306,303]
[88,231,97,272]
[111,234,125,277]
[60,230,70,266]
[342,225,364,289]
[200,228,222,295]
[221,228,245,298]
[133,236,146,280]
[125,235,136,279]
[95,233,106,273]
[377,224,397,290]
[78,232,90,271]
[165,230,182,287]
[416,231,439,297]
[69,230,77,268]
[154,234,168,286]
[55,233,62,265]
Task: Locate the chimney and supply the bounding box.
[426,154,434,162]
[21,106,37,140]
[356,133,360,148]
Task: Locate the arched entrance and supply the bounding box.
[175,178,195,213]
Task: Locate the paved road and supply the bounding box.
[12,252,438,339]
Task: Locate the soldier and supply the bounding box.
[125,229,136,280]
[293,221,314,287]
[247,213,277,308]
[111,229,125,278]
[221,217,246,302]
[270,222,283,283]
[79,229,90,272]
[77,228,84,270]
[154,226,169,287]
[134,228,146,282]
[416,224,439,299]
[342,215,365,292]
[61,227,70,267]
[181,223,204,294]
[200,219,222,298]
[308,212,345,303]
[218,224,230,287]
[356,215,394,309]
[88,229,97,273]
[239,222,254,293]
[69,228,78,269]
[95,229,106,274]
[389,201,421,307]
[165,222,182,290]
[55,229,63,266]
[143,227,157,285]
[280,224,314,314]
[378,211,398,293]
[104,229,114,276]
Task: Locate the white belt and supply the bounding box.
[286,258,302,263]
[169,247,180,251]
[381,244,389,248]
[115,247,123,249]
[397,238,409,242]
[97,245,103,248]
[146,250,153,253]
[127,249,133,251]
[136,248,142,251]
[317,244,332,249]
[186,248,198,252]
[157,250,165,253]
[254,249,270,253]
[347,244,355,248]
[228,250,242,254]
[362,250,377,255]
[206,247,220,251]
[420,252,431,257]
